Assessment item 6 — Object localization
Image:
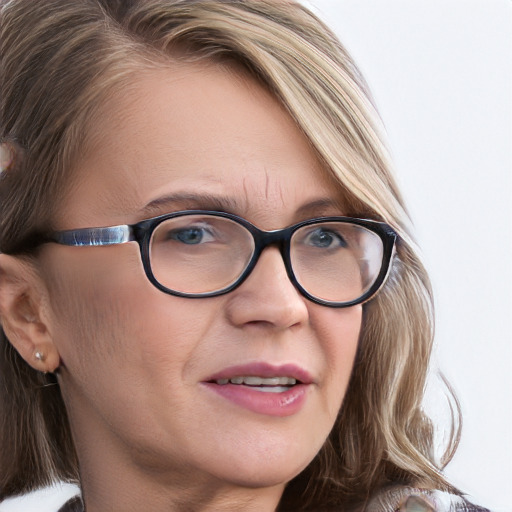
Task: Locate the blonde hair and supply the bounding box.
[0,0,459,508]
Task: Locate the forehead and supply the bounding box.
[57,61,343,229]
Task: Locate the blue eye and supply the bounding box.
[306,228,347,248]
[170,227,209,244]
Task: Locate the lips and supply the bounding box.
[202,363,313,417]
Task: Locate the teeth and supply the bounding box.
[215,376,297,386]
[251,386,291,393]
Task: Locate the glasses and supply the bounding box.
[47,210,397,307]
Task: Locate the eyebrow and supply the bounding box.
[294,198,345,217]
[140,193,243,217]
[139,193,344,220]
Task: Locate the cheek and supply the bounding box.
[43,247,223,438]
[44,246,143,362]
[312,305,362,415]
[45,244,220,381]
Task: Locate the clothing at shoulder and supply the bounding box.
[364,486,490,512]
[57,495,83,512]
[57,488,491,512]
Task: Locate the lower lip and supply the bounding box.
[202,383,309,417]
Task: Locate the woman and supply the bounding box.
[0,1,488,511]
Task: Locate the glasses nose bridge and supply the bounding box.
[251,222,291,249]
[249,225,292,275]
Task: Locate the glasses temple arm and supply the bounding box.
[52,225,135,246]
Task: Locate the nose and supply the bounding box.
[224,246,309,329]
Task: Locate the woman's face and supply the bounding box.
[41,62,362,496]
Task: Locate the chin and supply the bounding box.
[214,466,303,490]
[202,445,315,490]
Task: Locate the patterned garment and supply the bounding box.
[57,487,491,511]
[365,486,490,512]
[58,496,83,512]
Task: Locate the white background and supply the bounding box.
[1,1,510,511]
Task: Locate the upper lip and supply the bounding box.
[204,362,314,385]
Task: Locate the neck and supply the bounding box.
[80,477,284,512]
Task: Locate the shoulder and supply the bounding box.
[364,486,491,512]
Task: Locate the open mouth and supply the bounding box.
[204,366,310,415]
[212,376,299,393]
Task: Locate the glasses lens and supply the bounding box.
[290,221,384,303]
[149,214,254,294]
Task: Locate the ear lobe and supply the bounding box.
[0,254,60,373]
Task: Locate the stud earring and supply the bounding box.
[34,351,46,362]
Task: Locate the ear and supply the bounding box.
[0,253,60,373]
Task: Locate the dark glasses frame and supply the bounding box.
[47,210,398,307]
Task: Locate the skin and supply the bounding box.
[0,62,362,511]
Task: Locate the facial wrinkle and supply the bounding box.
[265,167,270,202]
[261,168,286,215]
